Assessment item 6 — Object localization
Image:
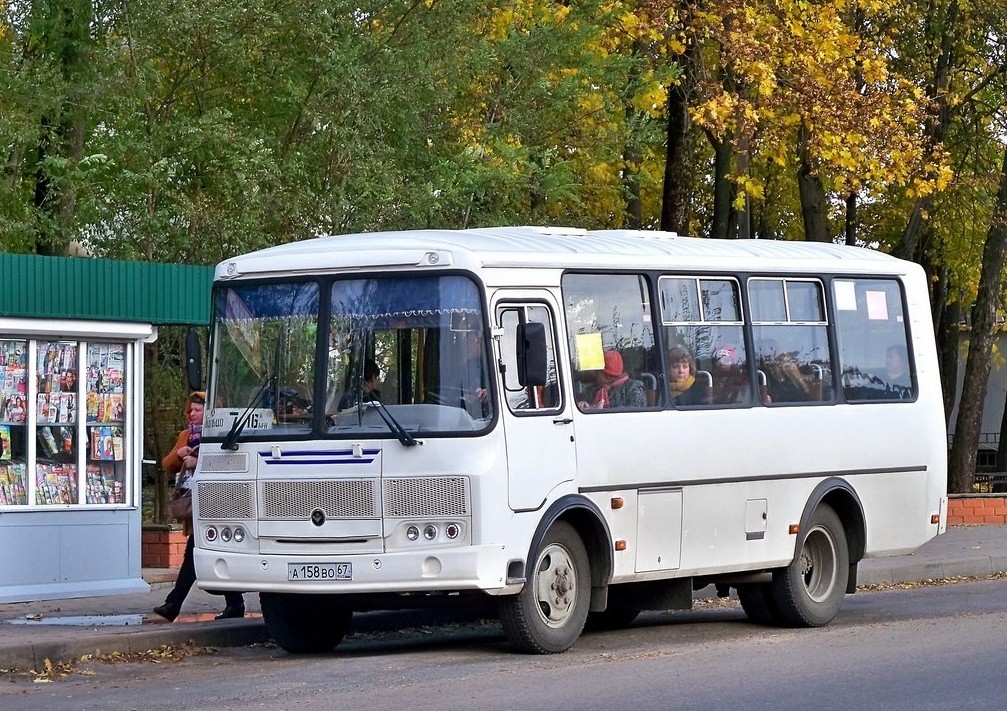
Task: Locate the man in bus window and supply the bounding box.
[337,358,382,411]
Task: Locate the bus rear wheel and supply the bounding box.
[260,592,352,654]
[499,521,591,654]
[770,504,849,627]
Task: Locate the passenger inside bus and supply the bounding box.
[576,350,647,410]
[337,358,382,411]
[668,346,710,406]
[758,339,815,404]
[881,344,911,391]
[709,344,752,405]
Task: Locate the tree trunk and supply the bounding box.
[938,300,961,425]
[845,193,858,245]
[622,40,643,229]
[897,0,957,262]
[797,121,830,242]
[661,69,692,234]
[949,146,1007,493]
[28,0,93,256]
[709,135,733,239]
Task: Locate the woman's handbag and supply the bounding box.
[168,470,194,521]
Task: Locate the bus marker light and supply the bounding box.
[611,497,624,509]
[789,524,800,535]
[931,514,941,525]
[614,539,627,551]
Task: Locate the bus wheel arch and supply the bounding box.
[500,496,612,653]
[771,502,849,626]
[802,478,867,592]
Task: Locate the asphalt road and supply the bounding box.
[3,577,1005,711]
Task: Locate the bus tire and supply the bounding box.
[499,521,591,654]
[770,504,849,627]
[260,592,352,654]
[737,583,781,625]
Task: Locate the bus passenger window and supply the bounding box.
[833,279,914,401]
[659,276,751,407]
[750,278,833,406]
[563,273,659,411]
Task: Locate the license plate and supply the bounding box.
[287,562,352,581]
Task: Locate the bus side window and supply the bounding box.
[833,279,914,402]
[660,276,749,408]
[750,278,833,406]
[563,273,659,412]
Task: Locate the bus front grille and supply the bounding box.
[198,477,471,522]
[383,477,470,517]
[261,479,376,519]
[197,481,255,520]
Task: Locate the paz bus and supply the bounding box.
[190,226,947,654]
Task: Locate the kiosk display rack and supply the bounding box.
[0,339,28,506]
[0,338,131,509]
[85,343,126,504]
[35,341,79,505]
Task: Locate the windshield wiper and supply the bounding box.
[362,397,417,447]
[221,374,276,451]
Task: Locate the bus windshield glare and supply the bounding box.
[204,274,493,440]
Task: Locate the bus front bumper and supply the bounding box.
[193,544,523,596]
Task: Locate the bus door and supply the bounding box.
[495,295,577,511]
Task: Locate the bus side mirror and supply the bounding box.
[516,322,547,387]
[184,328,203,391]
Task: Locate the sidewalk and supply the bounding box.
[2,524,1006,671]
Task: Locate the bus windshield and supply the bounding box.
[204,274,493,440]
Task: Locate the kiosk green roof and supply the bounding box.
[0,253,213,325]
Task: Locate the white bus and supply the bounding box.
[191,226,947,654]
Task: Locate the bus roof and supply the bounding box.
[214,226,912,281]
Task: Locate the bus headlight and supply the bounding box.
[423,524,438,540]
[445,523,460,540]
[233,527,245,543]
[221,527,233,542]
[206,526,218,542]
[406,525,420,541]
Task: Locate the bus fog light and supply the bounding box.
[423,524,437,540]
[445,523,460,540]
[221,527,233,542]
[406,525,420,541]
[233,527,245,543]
[206,527,218,542]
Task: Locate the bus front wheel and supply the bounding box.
[770,504,849,627]
[260,592,352,654]
[499,521,591,654]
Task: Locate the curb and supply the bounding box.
[857,555,1007,586]
[0,619,269,672]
